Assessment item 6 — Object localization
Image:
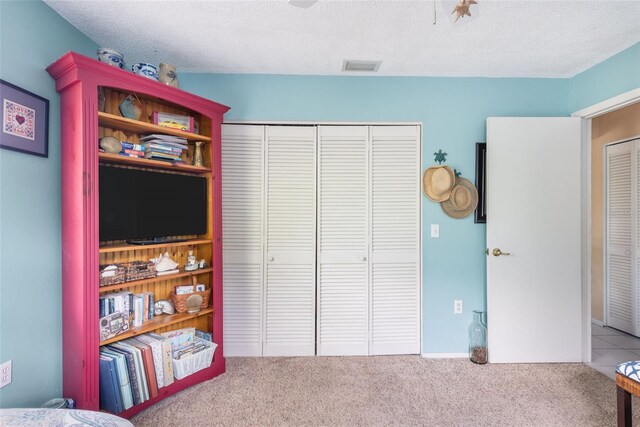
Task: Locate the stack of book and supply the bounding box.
[99,292,155,340]
[139,134,188,163]
[99,329,214,414]
[118,141,144,158]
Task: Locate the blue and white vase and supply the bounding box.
[131,62,159,81]
[96,48,125,69]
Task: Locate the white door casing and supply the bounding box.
[263,126,317,356]
[221,124,265,356]
[487,117,582,363]
[370,126,421,355]
[317,126,370,356]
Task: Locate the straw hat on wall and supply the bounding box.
[441,177,478,219]
[423,165,455,202]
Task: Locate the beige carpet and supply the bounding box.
[132,356,639,426]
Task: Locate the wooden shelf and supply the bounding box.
[100,307,214,346]
[99,268,213,293]
[99,238,212,254]
[98,112,211,143]
[99,152,211,173]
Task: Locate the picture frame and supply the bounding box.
[474,142,486,224]
[0,79,49,157]
[153,111,194,133]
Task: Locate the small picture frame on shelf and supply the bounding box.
[0,79,49,157]
[99,311,129,341]
[153,111,194,133]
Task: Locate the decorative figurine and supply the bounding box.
[150,251,179,275]
[159,63,179,88]
[192,141,204,167]
[185,250,199,271]
[154,300,175,315]
[433,149,448,165]
[118,93,142,120]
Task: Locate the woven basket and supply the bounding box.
[99,264,126,287]
[123,260,156,282]
[170,289,211,314]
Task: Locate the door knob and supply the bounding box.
[360,256,367,261]
[492,248,511,257]
[268,256,275,262]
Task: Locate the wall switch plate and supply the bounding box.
[430,224,440,238]
[454,300,463,314]
[0,360,11,388]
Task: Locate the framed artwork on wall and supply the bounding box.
[475,142,486,223]
[0,79,49,157]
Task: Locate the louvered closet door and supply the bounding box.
[370,126,421,355]
[606,141,634,335]
[221,125,265,356]
[317,126,370,356]
[263,126,317,356]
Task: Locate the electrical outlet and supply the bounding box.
[431,224,440,238]
[454,300,463,314]
[0,360,12,388]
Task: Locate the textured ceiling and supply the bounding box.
[44,0,640,78]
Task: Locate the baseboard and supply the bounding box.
[591,318,604,327]
[421,353,468,359]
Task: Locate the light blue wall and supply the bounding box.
[0,0,97,408]
[0,0,636,409]
[570,42,640,112]
[180,74,571,353]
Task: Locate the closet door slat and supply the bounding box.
[222,125,265,356]
[370,126,421,355]
[606,141,633,334]
[264,126,317,356]
[317,126,370,356]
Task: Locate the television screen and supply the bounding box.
[99,165,207,242]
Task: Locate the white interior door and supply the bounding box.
[487,117,582,363]
[221,124,264,356]
[605,140,637,335]
[317,126,370,356]
[264,126,317,356]
[369,126,421,355]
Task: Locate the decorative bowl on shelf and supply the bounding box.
[118,93,142,120]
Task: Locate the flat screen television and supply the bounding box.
[99,165,207,243]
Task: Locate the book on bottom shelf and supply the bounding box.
[99,330,216,413]
[99,355,124,414]
[125,339,159,399]
[104,345,142,406]
[109,341,149,402]
[100,348,133,410]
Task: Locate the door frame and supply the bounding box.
[572,87,640,362]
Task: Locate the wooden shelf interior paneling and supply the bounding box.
[98,112,211,143]
[99,238,212,254]
[100,308,214,346]
[99,268,214,293]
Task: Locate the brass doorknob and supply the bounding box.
[492,248,511,257]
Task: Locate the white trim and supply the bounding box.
[421,353,468,359]
[224,120,423,126]
[591,318,605,327]
[572,88,640,119]
[573,87,640,363]
[581,118,592,363]
[605,135,640,148]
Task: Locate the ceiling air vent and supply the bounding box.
[342,60,381,72]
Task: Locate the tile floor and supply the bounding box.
[590,322,640,379]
